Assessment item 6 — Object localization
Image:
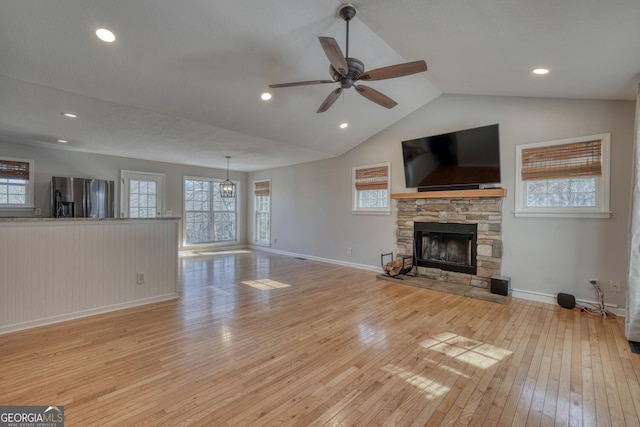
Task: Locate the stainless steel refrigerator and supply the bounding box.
[51,176,115,218]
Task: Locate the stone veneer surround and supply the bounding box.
[395,196,504,289]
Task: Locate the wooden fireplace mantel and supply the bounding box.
[390,188,506,200]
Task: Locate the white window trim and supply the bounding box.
[182,175,240,247]
[514,133,611,218]
[253,179,271,246]
[0,157,35,210]
[120,170,165,218]
[352,162,391,215]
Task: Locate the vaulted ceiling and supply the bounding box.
[0,0,638,171]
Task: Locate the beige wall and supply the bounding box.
[0,141,248,247]
[249,94,635,308]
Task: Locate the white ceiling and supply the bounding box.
[0,0,638,172]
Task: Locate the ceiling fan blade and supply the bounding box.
[358,60,427,81]
[354,85,398,109]
[317,88,343,113]
[319,37,348,77]
[269,80,335,88]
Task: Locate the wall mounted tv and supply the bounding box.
[401,124,501,191]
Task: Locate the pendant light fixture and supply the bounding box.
[220,156,236,198]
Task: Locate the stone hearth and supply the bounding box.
[377,273,510,304]
[394,191,504,290]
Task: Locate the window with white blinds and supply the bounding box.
[352,163,391,214]
[0,157,34,208]
[515,133,611,218]
[254,179,271,244]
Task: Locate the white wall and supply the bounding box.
[0,140,248,247]
[249,94,635,308]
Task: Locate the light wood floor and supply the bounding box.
[1,250,639,426]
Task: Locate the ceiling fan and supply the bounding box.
[269,4,428,113]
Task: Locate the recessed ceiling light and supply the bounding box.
[56,139,68,144]
[533,68,549,75]
[96,28,116,43]
[261,92,272,101]
[61,112,77,118]
[339,122,349,129]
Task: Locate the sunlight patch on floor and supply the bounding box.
[242,279,291,290]
[422,357,470,379]
[419,332,512,370]
[381,365,449,399]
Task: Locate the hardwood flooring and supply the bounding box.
[1,250,639,426]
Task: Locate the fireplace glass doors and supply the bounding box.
[414,222,477,274]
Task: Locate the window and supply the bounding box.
[121,170,165,218]
[515,133,610,218]
[0,157,34,209]
[352,163,390,214]
[254,180,271,244]
[184,177,237,245]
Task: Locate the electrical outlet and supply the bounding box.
[610,280,621,292]
[137,272,145,284]
[347,247,352,255]
[589,278,598,287]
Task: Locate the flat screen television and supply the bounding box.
[401,124,501,191]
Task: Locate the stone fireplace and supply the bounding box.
[395,190,504,289]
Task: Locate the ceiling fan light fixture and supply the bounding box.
[220,156,236,198]
[339,122,349,129]
[61,112,77,118]
[533,68,549,75]
[260,92,272,101]
[267,4,427,113]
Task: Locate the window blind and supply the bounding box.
[355,165,389,191]
[254,180,270,196]
[521,139,602,181]
[0,160,30,180]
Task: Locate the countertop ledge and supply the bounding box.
[0,217,181,222]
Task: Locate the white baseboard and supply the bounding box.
[249,245,381,273]
[0,293,179,336]
[513,289,625,317]
[253,247,627,317]
[180,243,248,254]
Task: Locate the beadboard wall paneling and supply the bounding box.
[0,219,179,333]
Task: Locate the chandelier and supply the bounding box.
[219,156,236,198]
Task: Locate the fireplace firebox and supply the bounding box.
[414,222,477,275]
